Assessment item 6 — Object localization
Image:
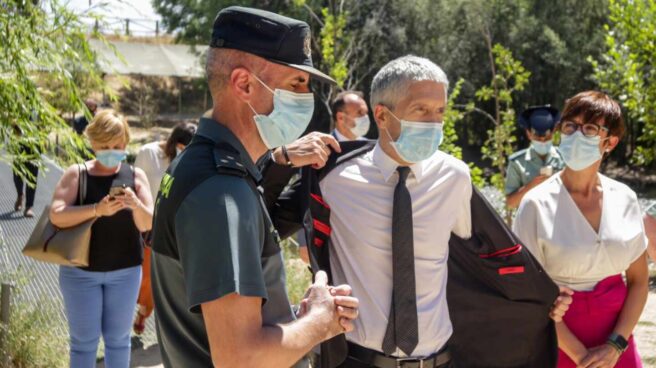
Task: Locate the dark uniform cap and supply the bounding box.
[518,105,560,136]
[211,6,336,85]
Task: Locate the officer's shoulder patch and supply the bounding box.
[509,149,527,161]
[213,147,247,177]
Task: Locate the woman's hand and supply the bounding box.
[96,195,125,217]
[577,344,620,368]
[115,187,143,211]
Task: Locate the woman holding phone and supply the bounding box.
[49,110,153,368]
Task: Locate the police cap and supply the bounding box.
[210,6,336,85]
[518,105,560,136]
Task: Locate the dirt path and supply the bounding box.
[635,290,656,367]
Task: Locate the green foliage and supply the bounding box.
[0,297,68,368]
[443,79,486,187]
[0,0,110,179]
[590,0,656,165]
[0,264,68,368]
[476,44,529,192]
[281,239,311,305]
[319,8,349,87]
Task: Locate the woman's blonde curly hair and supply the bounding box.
[84,109,131,145]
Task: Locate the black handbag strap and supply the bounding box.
[78,163,88,205]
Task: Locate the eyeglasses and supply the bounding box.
[559,120,609,137]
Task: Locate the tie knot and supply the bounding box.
[397,166,411,183]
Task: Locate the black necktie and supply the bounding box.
[382,166,418,356]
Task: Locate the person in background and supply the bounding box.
[514,91,648,368]
[132,121,197,334]
[12,120,41,218]
[645,203,656,262]
[73,99,98,135]
[50,110,154,368]
[331,90,370,141]
[505,105,565,209]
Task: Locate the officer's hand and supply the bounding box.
[330,284,359,331]
[304,271,356,339]
[550,286,573,322]
[297,284,359,331]
[528,174,549,189]
[96,195,125,217]
[273,132,341,169]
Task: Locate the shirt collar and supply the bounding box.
[333,129,349,142]
[333,128,365,142]
[371,141,424,183]
[195,117,261,182]
[526,145,560,163]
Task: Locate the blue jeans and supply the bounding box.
[59,265,141,368]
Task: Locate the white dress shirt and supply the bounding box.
[320,142,472,357]
[513,173,647,291]
[134,141,169,199]
[332,128,365,142]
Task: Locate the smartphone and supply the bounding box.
[109,185,126,199]
[539,165,553,176]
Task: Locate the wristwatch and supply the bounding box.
[280,145,293,167]
[607,333,628,353]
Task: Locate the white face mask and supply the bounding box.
[248,74,315,149]
[558,131,605,171]
[350,115,370,138]
[384,109,443,163]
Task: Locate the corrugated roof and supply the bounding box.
[89,39,207,78]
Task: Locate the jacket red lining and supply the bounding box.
[310,193,330,209]
[313,219,331,236]
[479,244,522,258]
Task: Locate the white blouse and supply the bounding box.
[134,141,169,200]
[513,173,647,291]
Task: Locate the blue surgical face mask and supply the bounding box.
[96,149,127,168]
[248,74,315,149]
[351,115,370,138]
[558,131,604,171]
[384,109,444,163]
[531,139,553,156]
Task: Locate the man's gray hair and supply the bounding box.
[370,55,449,109]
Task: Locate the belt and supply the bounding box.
[347,342,451,368]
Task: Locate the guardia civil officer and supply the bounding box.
[150,7,359,368]
[505,105,565,209]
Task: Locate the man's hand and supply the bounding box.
[550,286,574,322]
[297,283,359,332]
[578,344,620,368]
[303,271,357,339]
[273,132,341,169]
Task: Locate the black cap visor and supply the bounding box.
[269,59,336,85]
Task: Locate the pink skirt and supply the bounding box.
[557,274,642,368]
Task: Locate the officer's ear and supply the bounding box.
[230,67,256,103]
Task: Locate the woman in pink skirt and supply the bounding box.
[514,91,649,368]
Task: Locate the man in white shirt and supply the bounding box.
[283,55,572,368]
[330,91,370,141]
[321,57,469,367]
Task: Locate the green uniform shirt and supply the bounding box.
[151,118,300,367]
[504,146,565,195]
